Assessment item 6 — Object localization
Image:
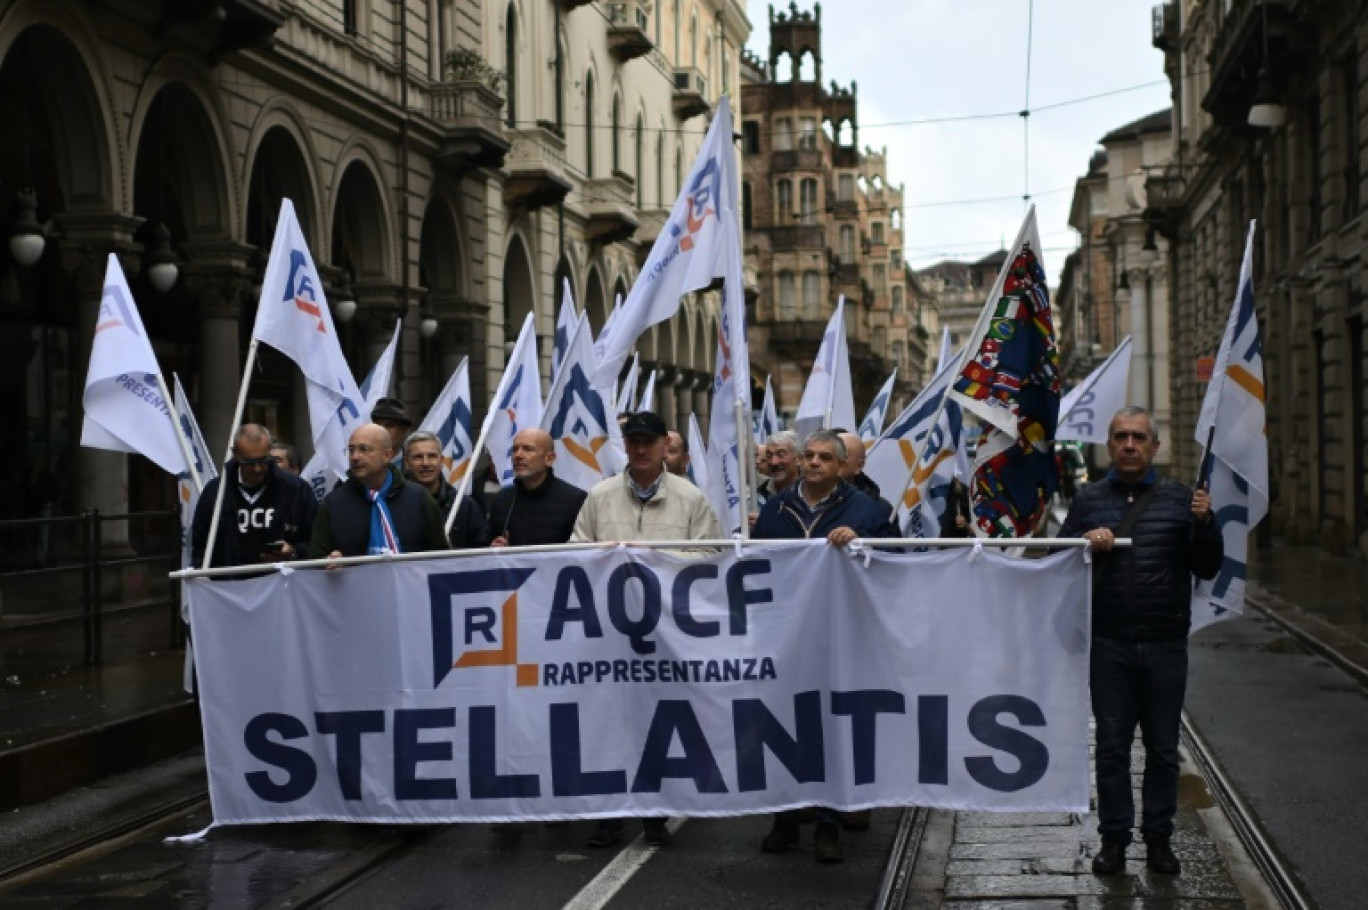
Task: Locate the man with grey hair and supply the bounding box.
[751,427,898,863]
[403,430,488,548]
[757,429,800,506]
[1059,405,1222,876]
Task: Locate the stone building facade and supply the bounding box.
[1150,0,1367,554]
[738,2,926,424]
[0,0,749,535]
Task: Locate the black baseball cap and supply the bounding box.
[621,411,668,439]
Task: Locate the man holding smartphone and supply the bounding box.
[191,423,317,568]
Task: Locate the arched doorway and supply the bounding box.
[502,233,536,369]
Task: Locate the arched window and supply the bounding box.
[838,174,854,201]
[635,114,644,208]
[891,285,904,317]
[612,95,622,174]
[584,71,595,176]
[872,222,884,244]
[802,272,821,317]
[776,179,793,221]
[504,4,518,127]
[778,271,796,318]
[874,326,887,354]
[742,181,752,230]
[799,178,817,222]
[839,225,855,261]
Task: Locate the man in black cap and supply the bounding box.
[371,397,413,465]
[570,411,722,849]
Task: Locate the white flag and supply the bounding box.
[80,255,187,477]
[936,325,952,372]
[1056,336,1133,445]
[755,375,779,443]
[172,374,216,578]
[553,277,577,380]
[486,312,544,485]
[1191,222,1268,632]
[419,358,476,489]
[616,353,641,415]
[687,412,709,490]
[251,199,364,484]
[299,319,401,498]
[542,314,623,492]
[637,368,657,413]
[858,370,898,443]
[795,296,857,441]
[865,356,964,538]
[593,96,743,388]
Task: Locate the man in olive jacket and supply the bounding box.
[1059,406,1223,877]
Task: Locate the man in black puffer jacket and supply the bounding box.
[1059,406,1222,878]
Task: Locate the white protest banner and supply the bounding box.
[542,313,623,492]
[419,358,476,489]
[1056,337,1132,445]
[188,544,1090,824]
[486,312,544,485]
[794,296,856,441]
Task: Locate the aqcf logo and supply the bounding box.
[430,568,539,689]
[669,157,719,253]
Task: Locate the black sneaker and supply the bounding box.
[642,818,672,847]
[760,818,800,853]
[814,822,843,864]
[587,818,624,848]
[1092,840,1126,875]
[1144,835,1181,874]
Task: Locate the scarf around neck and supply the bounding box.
[367,470,401,555]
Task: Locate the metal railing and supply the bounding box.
[0,510,180,673]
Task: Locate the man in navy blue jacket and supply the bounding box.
[1059,406,1223,877]
[751,428,898,863]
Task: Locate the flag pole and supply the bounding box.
[734,397,752,539]
[200,339,261,569]
[446,411,494,536]
[153,369,205,496]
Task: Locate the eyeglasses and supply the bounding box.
[235,455,274,467]
[346,444,382,456]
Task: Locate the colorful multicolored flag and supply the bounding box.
[948,207,1062,538]
[1191,222,1268,632]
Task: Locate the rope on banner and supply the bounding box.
[170,537,1130,581]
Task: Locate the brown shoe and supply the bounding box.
[814,822,843,864]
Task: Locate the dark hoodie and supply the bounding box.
[311,464,447,556]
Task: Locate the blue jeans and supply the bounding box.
[1090,636,1188,844]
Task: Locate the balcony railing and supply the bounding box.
[673,66,709,119]
[430,80,509,170]
[502,126,573,210]
[607,2,653,61]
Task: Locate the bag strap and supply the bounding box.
[1113,479,1164,539]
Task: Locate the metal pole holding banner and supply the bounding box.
[734,397,753,539]
[445,409,495,536]
[172,536,1124,581]
[152,369,206,497]
[201,339,261,569]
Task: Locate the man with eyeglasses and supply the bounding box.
[1059,406,1223,877]
[191,423,316,568]
[750,428,897,864]
[311,423,448,558]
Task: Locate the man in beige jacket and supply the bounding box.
[570,410,723,849]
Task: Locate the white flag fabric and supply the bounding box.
[419,358,476,489]
[593,96,743,389]
[251,199,364,484]
[172,375,215,587]
[858,370,898,443]
[541,313,623,492]
[592,296,621,367]
[80,254,186,476]
[756,375,779,443]
[299,319,401,498]
[795,296,857,441]
[553,278,576,381]
[1056,337,1133,445]
[486,313,544,485]
[187,543,1091,825]
[939,326,971,481]
[865,358,964,538]
[637,368,657,413]
[616,354,640,415]
[1191,222,1268,632]
[936,326,952,373]
[687,412,709,490]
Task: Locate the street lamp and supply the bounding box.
[9,188,44,268]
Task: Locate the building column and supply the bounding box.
[181,242,254,460]
[691,371,710,427]
[674,372,693,423]
[58,213,141,553]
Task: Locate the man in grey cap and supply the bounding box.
[370,397,413,465]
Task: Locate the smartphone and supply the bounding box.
[263,540,287,555]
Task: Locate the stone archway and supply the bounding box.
[331,157,394,373]
[419,195,474,402]
[502,233,536,367]
[584,266,607,337]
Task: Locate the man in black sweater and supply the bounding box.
[192,423,316,568]
[486,428,585,547]
[312,423,447,557]
[402,430,489,549]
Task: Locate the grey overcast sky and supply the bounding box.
[743,0,1172,284]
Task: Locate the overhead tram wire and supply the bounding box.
[1022,0,1035,205]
